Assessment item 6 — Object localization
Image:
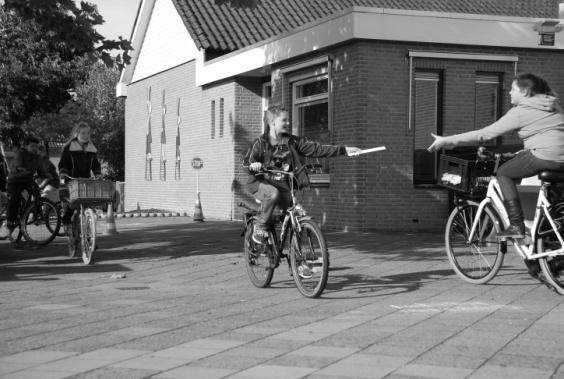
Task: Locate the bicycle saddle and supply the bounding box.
[538,171,564,183]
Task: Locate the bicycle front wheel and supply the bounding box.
[290,219,329,298]
[445,201,505,284]
[67,212,81,257]
[21,199,60,245]
[243,222,274,288]
[81,208,97,265]
[535,202,564,295]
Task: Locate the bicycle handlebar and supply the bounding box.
[476,146,516,162]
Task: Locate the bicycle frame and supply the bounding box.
[468,178,564,260]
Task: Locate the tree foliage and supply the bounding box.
[22,63,125,181]
[0,1,132,147]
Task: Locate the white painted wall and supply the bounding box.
[131,0,198,83]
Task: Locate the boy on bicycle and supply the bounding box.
[59,121,102,226]
[243,105,360,244]
[5,136,47,234]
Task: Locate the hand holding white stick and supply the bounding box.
[348,146,386,156]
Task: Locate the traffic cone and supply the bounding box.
[193,192,204,222]
[104,203,119,235]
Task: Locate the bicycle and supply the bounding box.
[62,177,115,265]
[0,181,60,245]
[440,147,564,295]
[240,167,329,298]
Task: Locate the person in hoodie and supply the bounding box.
[58,121,102,225]
[428,73,564,240]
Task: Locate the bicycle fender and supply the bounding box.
[297,216,313,222]
[241,214,258,236]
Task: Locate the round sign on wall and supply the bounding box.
[191,157,203,169]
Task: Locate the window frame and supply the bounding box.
[291,73,331,186]
[412,69,444,187]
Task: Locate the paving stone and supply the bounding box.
[227,364,317,379]
[2,219,564,379]
[153,365,236,379]
[64,367,159,379]
[468,364,553,379]
[394,363,473,378]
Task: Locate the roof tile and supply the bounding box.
[172,0,559,53]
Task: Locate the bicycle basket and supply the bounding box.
[438,154,495,196]
[69,179,115,204]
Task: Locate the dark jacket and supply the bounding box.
[40,157,60,188]
[7,148,42,184]
[243,133,346,193]
[58,139,101,179]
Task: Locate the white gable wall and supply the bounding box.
[131,0,198,83]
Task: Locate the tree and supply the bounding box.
[0,1,131,146]
[22,62,125,180]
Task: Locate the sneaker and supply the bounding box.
[297,264,313,279]
[252,228,269,245]
[498,223,525,240]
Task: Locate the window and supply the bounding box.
[292,74,330,185]
[211,100,215,139]
[475,73,503,145]
[159,89,167,181]
[413,70,443,186]
[175,98,181,180]
[262,82,272,133]
[145,86,153,181]
[219,98,224,138]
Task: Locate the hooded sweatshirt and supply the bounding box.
[445,95,564,162]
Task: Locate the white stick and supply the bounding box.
[349,146,386,156]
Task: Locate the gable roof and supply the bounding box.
[172,0,560,54]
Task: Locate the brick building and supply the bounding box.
[117,0,564,231]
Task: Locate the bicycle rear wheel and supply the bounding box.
[445,201,505,284]
[21,198,60,245]
[243,222,274,288]
[290,220,328,298]
[535,202,564,295]
[81,208,97,265]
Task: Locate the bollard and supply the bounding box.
[193,192,204,222]
[104,203,119,235]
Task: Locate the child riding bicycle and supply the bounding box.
[429,73,564,241]
[243,105,361,244]
[58,121,102,226]
[5,136,55,237]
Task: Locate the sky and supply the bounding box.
[91,0,141,41]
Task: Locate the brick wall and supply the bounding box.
[125,62,237,219]
[124,41,564,231]
[265,40,564,232]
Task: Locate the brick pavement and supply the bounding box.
[1,217,564,379]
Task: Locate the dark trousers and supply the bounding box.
[497,150,564,201]
[253,182,292,230]
[6,182,30,224]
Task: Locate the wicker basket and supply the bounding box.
[69,179,115,204]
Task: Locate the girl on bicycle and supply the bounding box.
[428,73,564,239]
[58,121,102,225]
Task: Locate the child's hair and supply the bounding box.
[68,121,91,143]
[264,105,288,134]
[513,73,554,97]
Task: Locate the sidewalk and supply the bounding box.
[1,217,563,379]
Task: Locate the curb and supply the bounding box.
[95,212,193,219]
[115,212,190,218]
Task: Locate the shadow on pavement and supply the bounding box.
[324,269,455,298]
